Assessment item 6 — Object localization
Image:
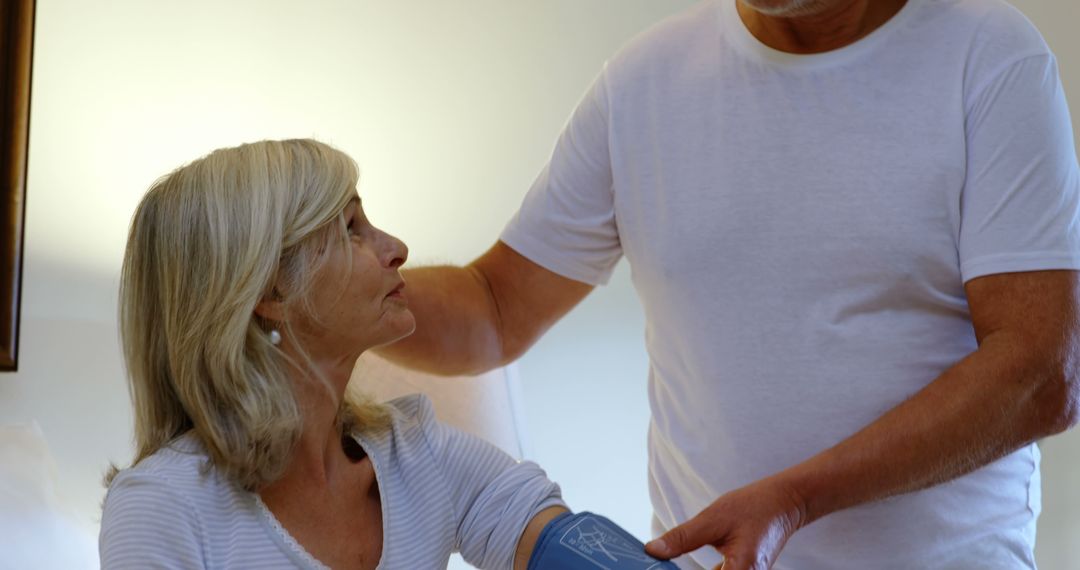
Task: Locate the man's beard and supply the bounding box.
[738,0,835,17]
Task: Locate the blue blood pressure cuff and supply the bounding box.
[527,512,680,570]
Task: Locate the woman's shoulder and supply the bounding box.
[355,393,438,449]
[383,393,437,425]
[99,434,263,566]
[105,432,236,511]
[113,432,207,481]
[353,393,486,471]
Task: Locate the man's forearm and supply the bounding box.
[377,242,595,376]
[779,331,1076,527]
[377,265,506,376]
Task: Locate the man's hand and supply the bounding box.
[647,270,1079,570]
[645,477,807,570]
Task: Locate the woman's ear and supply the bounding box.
[254,290,286,322]
[254,300,284,321]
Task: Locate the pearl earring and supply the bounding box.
[269,329,282,346]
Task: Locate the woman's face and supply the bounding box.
[289,195,415,360]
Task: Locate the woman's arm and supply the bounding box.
[513,506,571,570]
[410,394,566,569]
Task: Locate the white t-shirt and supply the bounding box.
[99,395,564,569]
[501,0,1080,568]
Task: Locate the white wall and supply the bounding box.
[1,0,1077,568]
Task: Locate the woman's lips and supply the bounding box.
[386,282,406,300]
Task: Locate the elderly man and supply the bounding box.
[380,0,1080,568]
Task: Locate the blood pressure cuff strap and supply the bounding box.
[527,512,680,570]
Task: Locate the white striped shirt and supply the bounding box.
[99,394,564,569]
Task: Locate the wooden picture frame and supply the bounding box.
[1,0,34,371]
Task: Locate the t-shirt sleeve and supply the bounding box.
[99,472,205,569]
[415,397,565,570]
[500,67,623,285]
[958,52,1080,283]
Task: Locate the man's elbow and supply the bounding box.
[1037,366,1080,436]
[1054,378,1080,434]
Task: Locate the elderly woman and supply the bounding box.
[99,139,674,570]
[97,138,563,569]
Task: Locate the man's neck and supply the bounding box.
[736,0,908,54]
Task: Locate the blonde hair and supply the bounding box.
[114,139,389,490]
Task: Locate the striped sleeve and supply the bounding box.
[415,398,565,570]
[99,472,205,569]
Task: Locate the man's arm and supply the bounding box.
[377,241,594,376]
[647,269,1080,569]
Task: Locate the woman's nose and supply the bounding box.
[382,232,408,269]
